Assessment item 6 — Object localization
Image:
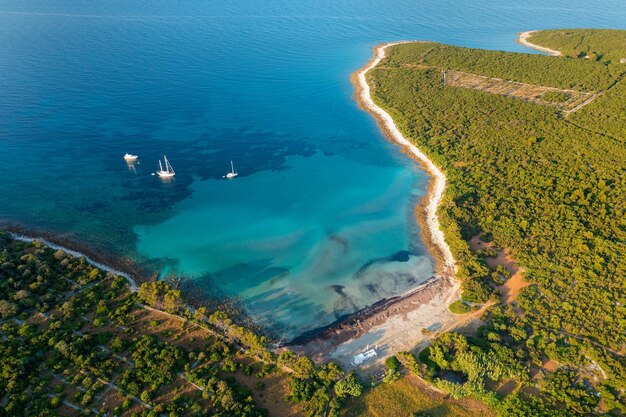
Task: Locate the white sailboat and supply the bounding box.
[224,160,238,179]
[123,153,138,162]
[156,155,175,178]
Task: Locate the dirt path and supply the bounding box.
[438,300,494,335]
[444,69,594,112]
[384,58,602,116]
[559,330,624,357]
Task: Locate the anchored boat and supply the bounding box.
[156,155,175,178]
[224,160,238,179]
[123,153,138,162]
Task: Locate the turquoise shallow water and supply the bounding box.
[1,0,625,340]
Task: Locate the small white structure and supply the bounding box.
[351,348,377,366]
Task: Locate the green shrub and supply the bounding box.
[448,300,474,314]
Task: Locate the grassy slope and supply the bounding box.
[343,375,493,417]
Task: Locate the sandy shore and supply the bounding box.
[294,276,461,369]
[291,43,465,369]
[517,31,561,56]
[355,43,456,273]
[8,231,140,291]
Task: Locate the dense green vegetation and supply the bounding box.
[528,29,626,63]
[385,42,625,91]
[0,239,104,319]
[367,29,626,415]
[568,78,626,141]
[3,28,626,417]
[277,350,362,417]
[0,234,362,416]
[0,234,273,416]
[540,91,570,103]
[525,29,626,142]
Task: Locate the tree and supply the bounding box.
[317,362,344,386]
[140,390,151,403]
[385,355,401,373]
[163,290,183,313]
[293,356,315,379]
[0,300,17,318]
[138,282,159,306]
[277,349,297,368]
[50,397,61,408]
[334,372,363,398]
[194,306,207,321]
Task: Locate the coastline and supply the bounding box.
[352,42,456,276]
[7,231,140,292]
[0,43,462,354]
[517,31,562,56]
[290,42,465,364]
[286,273,441,345]
[2,225,456,352]
[2,225,260,334]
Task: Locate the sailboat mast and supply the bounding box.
[230,160,234,173]
[164,155,174,174]
[159,160,163,172]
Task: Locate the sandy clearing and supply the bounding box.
[500,270,530,304]
[468,235,530,303]
[328,277,460,371]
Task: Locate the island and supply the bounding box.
[1,29,626,417]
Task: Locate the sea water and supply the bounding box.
[1,0,624,340]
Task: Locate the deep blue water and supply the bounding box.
[1,0,625,340]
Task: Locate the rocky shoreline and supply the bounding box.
[286,274,446,346]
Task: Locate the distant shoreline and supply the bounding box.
[517,30,562,56]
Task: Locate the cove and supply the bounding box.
[1,0,625,340]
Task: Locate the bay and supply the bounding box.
[0,0,624,339]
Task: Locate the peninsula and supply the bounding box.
[348,28,626,416]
